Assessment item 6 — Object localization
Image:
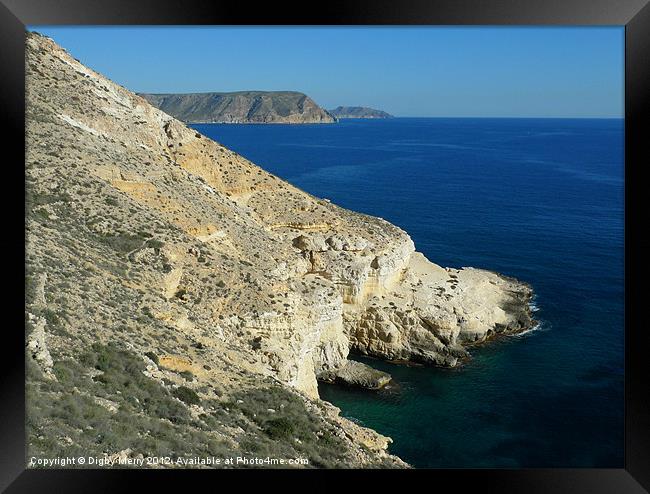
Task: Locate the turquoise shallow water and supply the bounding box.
[192,118,624,468]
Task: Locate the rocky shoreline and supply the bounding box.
[319,285,535,390]
[319,360,392,390]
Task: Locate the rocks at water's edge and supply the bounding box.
[319,360,392,390]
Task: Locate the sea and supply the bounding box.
[191,118,625,468]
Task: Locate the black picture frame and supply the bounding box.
[2,0,648,491]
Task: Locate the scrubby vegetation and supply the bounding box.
[223,386,350,468]
[172,386,200,405]
[27,343,354,468]
[27,344,223,461]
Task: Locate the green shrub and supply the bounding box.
[145,239,165,249]
[172,386,200,406]
[263,417,294,440]
[98,233,147,254]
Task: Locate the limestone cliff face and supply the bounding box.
[25,32,533,467]
[140,91,337,124]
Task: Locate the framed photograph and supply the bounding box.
[2,0,648,491]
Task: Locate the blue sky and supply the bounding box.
[30,26,624,118]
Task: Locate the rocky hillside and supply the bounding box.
[140,91,336,124]
[25,31,533,468]
[329,106,393,119]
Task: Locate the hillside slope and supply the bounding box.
[140,91,336,124]
[25,32,533,468]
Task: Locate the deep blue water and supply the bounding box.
[192,118,624,468]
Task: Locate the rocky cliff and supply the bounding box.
[140,91,336,124]
[329,106,393,119]
[25,31,533,468]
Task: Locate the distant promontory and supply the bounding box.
[140,91,336,124]
[329,106,394,119]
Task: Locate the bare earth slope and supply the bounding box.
[140,91,337,124]
[25,32,533,468]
